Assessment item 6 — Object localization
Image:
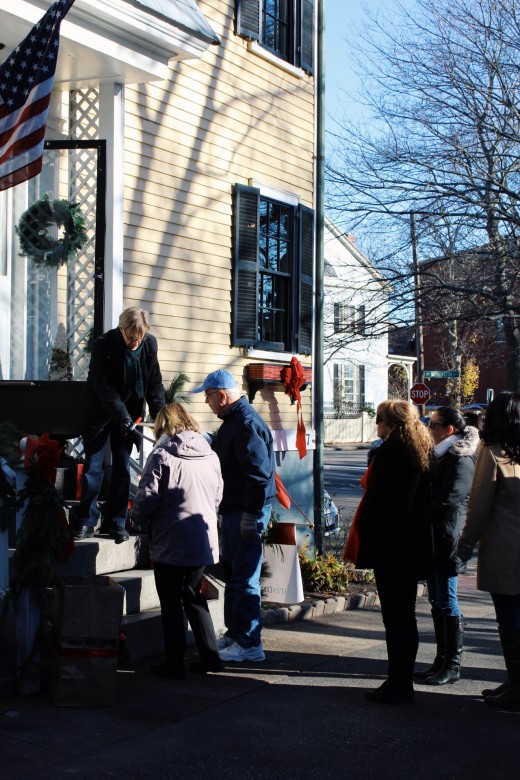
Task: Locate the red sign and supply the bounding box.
[410,383,430,404]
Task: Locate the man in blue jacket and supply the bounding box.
[73,308,164,543]
[193,369,276,662]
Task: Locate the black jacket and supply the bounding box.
[81,327,164,442]
[212,396,276,516]
[356,436,434,578]
[430,426,479,575]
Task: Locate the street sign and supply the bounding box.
[410,383,431,404]
[424,370,460,379]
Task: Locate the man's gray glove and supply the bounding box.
[240,512,259,544]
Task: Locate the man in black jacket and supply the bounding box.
[193,369,276,662]
[73,308,164,543]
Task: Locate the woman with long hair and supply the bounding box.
[458,392,520,710]
[414,406,479,686]
[346,399,433,704]
[130,403,223,679]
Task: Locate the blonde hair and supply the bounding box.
[377,399,432,471]
[153,403,200,440]
[118,307,150,338]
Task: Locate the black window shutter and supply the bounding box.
[297,204,314,354]
[300,0,314,74]
[236,0,261,40]
[233,184,260,346]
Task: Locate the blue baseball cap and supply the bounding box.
[192,369,238,393]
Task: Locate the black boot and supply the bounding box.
[414,605,445,681]
[482,680,509,697]
[424,615,463,686]
[485,627,520,710]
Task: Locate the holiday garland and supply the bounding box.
[15,195,88,268]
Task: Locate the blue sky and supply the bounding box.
[325,0,384,129]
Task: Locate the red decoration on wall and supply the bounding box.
[281,356,307,459]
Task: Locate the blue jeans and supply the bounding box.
[220,505,271,648]
[427,569,461,617]
[491,593,520,629]
[78,422,133,529]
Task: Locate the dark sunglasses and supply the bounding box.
[428,420,445,428]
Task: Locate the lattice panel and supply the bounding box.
[67,89,100,379]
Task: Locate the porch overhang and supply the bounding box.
[0,0,220,87]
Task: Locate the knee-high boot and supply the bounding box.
[485,627,520,710]
[414,605,445,681]
[424,615,463,685]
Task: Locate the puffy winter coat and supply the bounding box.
[430,426,479,575]
[459,443,520,595]
[130,430,223,567]
[356,436,434,578]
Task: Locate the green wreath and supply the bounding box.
[15,195,88,268]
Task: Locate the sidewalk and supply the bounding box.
[1,570,519,780]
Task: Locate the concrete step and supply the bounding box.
[113,569,158,615]
[58,534,150,577]
[121,574,226,662]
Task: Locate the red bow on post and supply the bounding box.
[281,356,307,459]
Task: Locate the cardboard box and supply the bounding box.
[48,646,118,707]
[54,576,124,645]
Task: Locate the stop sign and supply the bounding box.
[410,383,430,404]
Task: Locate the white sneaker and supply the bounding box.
[219,641,265,663]
[217,635,235,650]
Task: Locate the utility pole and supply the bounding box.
[313,0,325,554]
[410,212,426,417]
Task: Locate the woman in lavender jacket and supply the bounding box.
[130,403,223,679]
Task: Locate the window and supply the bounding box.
[333,363,366,407]
[236,0,314,74]
[233,184,314,353]
[333,303,366,336]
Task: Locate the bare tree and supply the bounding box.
[327,0,520,390]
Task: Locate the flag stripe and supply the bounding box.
[0,94,51,151]
[0,124,46,167]
[0,158,43,193]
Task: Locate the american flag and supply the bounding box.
[0,0,76,192]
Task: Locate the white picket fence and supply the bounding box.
[324,412,377,444]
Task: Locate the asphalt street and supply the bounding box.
[324,445,367,521]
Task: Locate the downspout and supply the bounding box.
[313,0,325,554]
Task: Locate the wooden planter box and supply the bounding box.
[246,363,312,401]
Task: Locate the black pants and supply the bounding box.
[374,567,419,685]
[153,562,220,667]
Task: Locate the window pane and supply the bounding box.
[263,0,290,60]
[259,272,288,345]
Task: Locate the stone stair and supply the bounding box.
[57,533,226,662]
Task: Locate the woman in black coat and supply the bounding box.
[351,400,433,704]
[414,407,479,686]
[73,307,165,543]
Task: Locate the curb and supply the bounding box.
[262,582,428,627]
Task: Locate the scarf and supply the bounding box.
[123,343,144,399]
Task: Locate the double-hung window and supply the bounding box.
[333,303,366,336]
[236,0,314,74]
[232,184,314,354]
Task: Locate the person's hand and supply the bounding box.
[121,417,134,436]
[457,540,473,562]
[240,513,259,544]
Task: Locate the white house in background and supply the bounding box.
[323,219,388,424]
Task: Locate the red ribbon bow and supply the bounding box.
[281,357,307,459]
